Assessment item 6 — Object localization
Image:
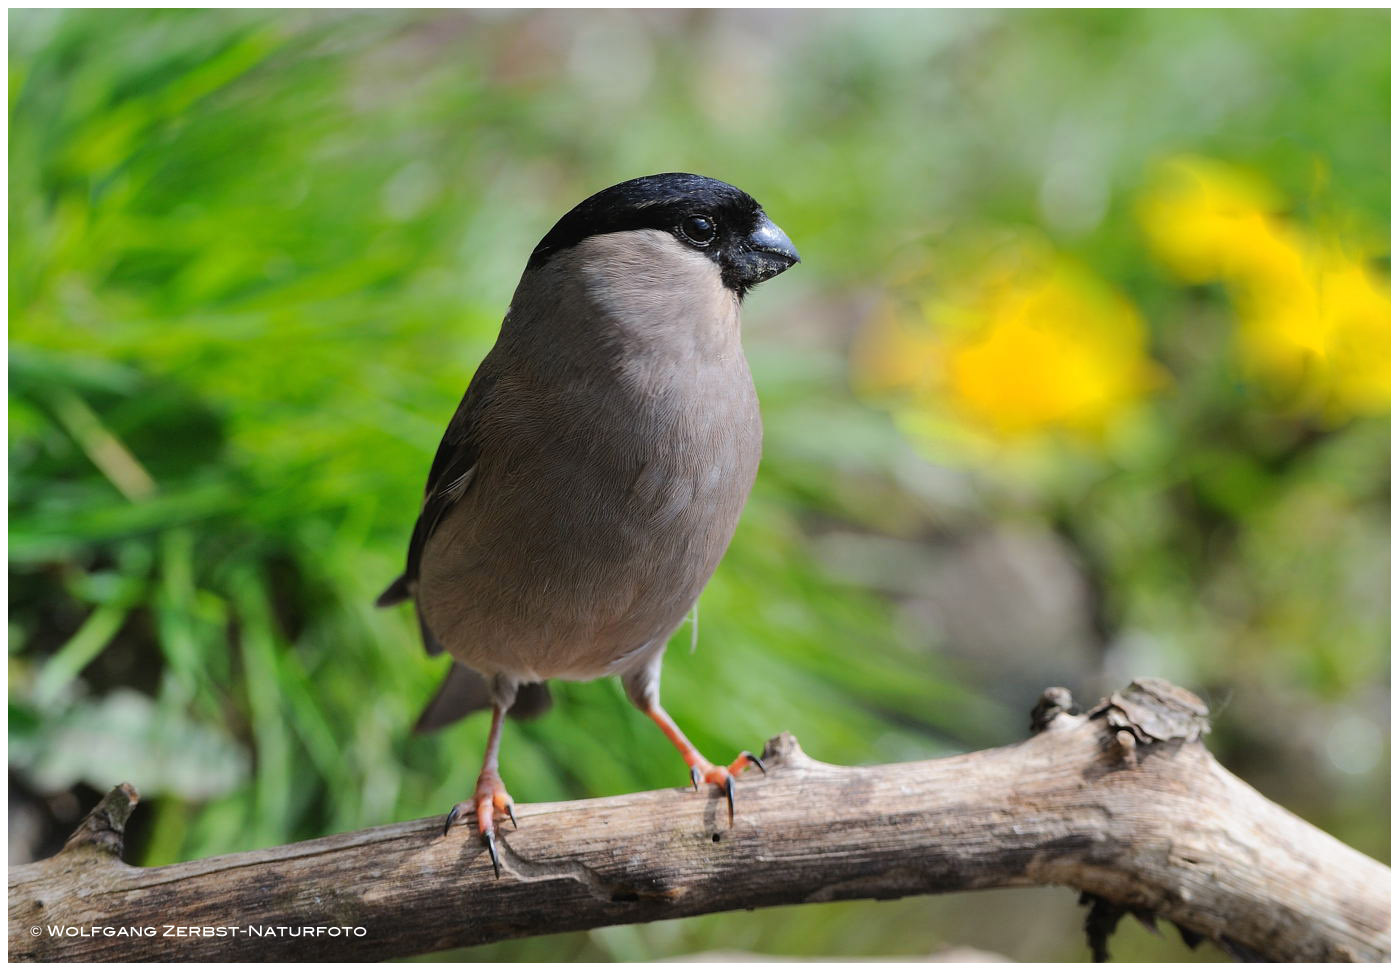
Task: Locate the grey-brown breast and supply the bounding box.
[416,230,762,683]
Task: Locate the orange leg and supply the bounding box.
[644,703,765,826]
[443,704,517,877]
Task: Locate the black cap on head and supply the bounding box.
[529,173,799,295]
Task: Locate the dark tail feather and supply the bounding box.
[413,663,554,734]
[376,574,411,608]
[414,663,493,733]
[511,681,554,720]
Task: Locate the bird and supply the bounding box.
[376,173,800,876]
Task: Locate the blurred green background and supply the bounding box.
[8,9,1389,962]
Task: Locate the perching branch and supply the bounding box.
[8,679,1390,962]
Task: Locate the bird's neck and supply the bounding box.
[521,233,743,354]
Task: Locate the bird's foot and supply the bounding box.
[443,770,518,878]
[686,750,766,826]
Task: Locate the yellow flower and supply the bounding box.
[1139,155,1390,418]
[856,240,1162,444]
[1138,155,1287,283]
[1236,245,1391,418]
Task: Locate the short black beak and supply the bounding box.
[729,213,800,293]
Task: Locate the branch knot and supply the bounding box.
[1093,678,1210,745]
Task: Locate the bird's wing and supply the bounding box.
[375,346,504,614]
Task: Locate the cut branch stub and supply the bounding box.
[1029,686,1077,734]
[59,782,139,861]
[758,731,811,769]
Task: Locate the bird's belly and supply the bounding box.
[417,397,760,682]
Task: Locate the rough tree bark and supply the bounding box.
[8,679,1390,962]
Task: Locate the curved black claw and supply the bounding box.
[506,802,519,831]
[484,829,501,879]
[690,766,702,791]
[443,804,463,837]
[724,774,736,827]
[741,751,767,774]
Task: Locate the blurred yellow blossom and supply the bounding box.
[1235,243,1391,419]
[1138,156,1287,283]
[1139,156,1390,419]
[855,240,1163,446]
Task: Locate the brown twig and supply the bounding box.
[8,679,1390,962]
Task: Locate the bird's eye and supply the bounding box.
[679,214,717,246]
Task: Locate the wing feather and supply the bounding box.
[376,346,504,663]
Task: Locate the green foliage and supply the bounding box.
[9,9,1388,961]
